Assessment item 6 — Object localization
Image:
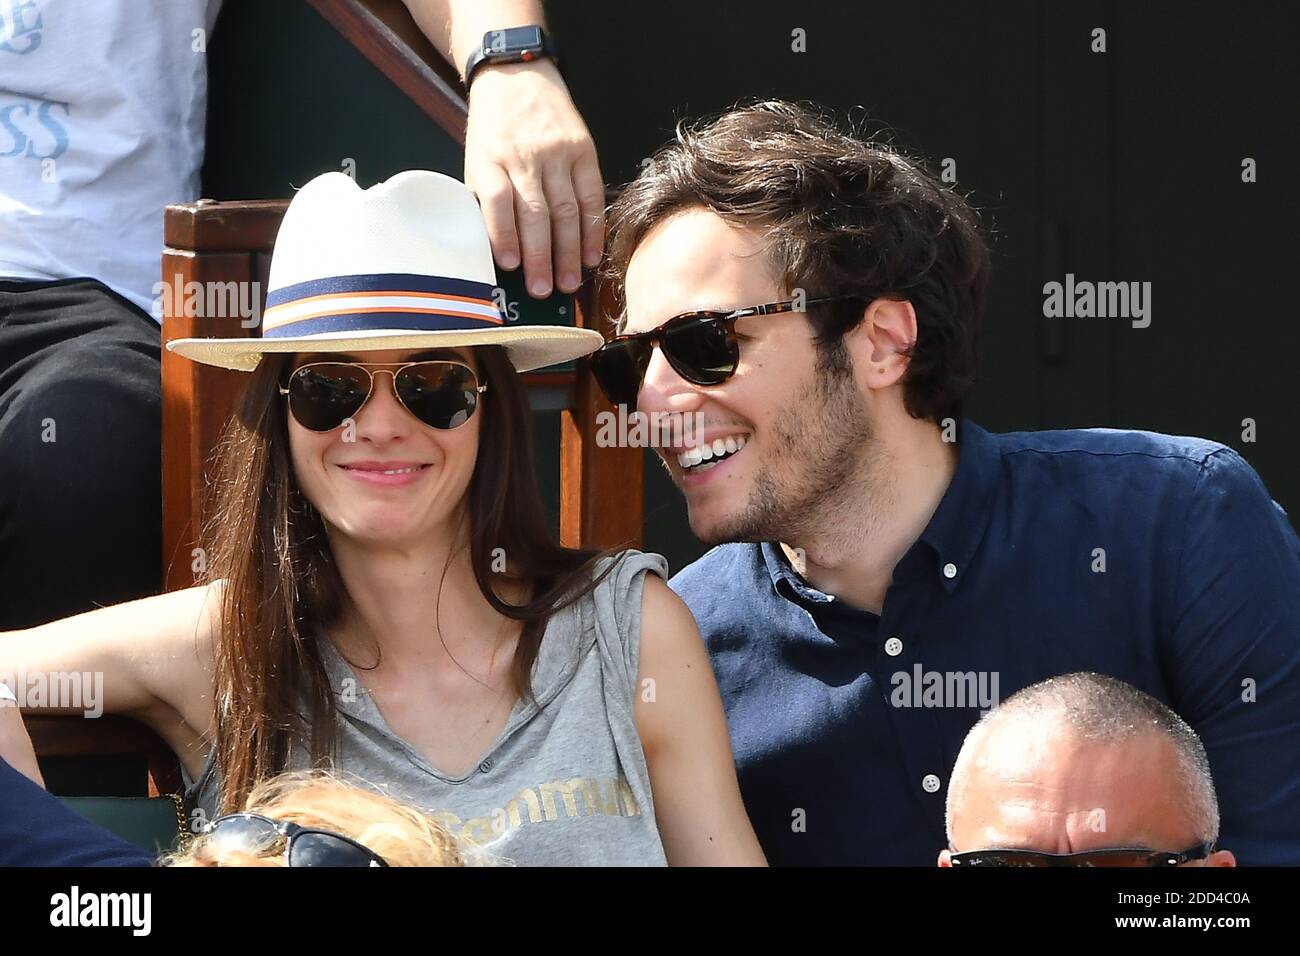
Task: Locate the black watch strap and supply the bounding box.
[464,25,561,88]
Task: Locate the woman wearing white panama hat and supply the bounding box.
[0,171,765,866]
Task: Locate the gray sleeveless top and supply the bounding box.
[183,550,670,866]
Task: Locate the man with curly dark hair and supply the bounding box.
[592,100,1300,866]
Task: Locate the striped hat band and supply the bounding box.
[262,272,505,339]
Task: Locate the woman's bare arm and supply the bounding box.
[634,575,767,866]
[0,584,219,761]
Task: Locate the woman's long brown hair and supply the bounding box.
[200,346,620,812]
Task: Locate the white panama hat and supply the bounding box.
[165,170,603,372]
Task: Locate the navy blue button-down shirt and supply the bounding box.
[670,420,1300,866]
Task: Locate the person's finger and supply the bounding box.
[542,162,583,294]
[513,169,554,298]
[571,147,607,270]
[469,162,521,272]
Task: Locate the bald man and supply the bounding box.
[939,672,1236,867]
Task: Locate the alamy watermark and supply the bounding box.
[889,664,1000,710]
[594,404,707,449]
[0,670,103,717]
[50,886,151,936]
[153,274,262,327]
[1042,273,1151,328]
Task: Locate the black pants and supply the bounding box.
[0,279,162,629]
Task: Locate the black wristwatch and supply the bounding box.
[463,26,561,88]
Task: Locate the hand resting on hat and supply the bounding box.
[403,0,606,299]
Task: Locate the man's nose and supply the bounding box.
[636,348,705,415]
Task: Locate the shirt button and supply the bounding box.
[922,773,942,793]
[942,562,958,579]
[884,636,904,657]
[479,759,494,773]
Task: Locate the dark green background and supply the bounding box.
[204,0,1300,574]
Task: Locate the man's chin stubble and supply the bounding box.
[686,417,874,548]
[687,482,788,546]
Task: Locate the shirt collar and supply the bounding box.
[761,418,1001,600]
[762,541,836,605]
[916,419,1001,593]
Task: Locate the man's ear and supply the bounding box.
[937,848,954,868]
[842,297,917,391]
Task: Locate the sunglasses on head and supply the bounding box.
[200,812,390,867]
[279,360,487,432]
[948,841,1216,868]
[589,294,862,412]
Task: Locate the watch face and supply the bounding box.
[485,26,545,56]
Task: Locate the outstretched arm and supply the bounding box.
[0,584,220,775]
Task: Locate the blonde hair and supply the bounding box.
[165,770,471,867]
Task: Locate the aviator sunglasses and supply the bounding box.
[948,841,1216,868]
[590,294,862,411]
[280,360,488,432]
[199,812,390,867]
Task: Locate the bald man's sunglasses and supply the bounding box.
[949,841,1216,867]
[590,295,861,412]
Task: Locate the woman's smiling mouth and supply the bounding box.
[337,460,433,486]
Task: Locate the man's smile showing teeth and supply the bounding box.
[678,435,747,472]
